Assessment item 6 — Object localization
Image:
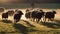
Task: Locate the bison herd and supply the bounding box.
[0,8,23,23]
[25,9,56,23]
[0,7,57,23]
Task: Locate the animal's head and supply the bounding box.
[6,12,9,14]
[40,10,44,13]
[15,9,19,12]
[40,10,43,12]
[18,10,23,15]
[26,9,30,12]
[52,11,56,14]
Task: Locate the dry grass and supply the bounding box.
[0,20,60,34]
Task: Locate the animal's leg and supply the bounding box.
[40,18,42,22]
[48,18,50,22]
[51,18,54,21]
[35,18,37,22]
[43,17,45,22]
[44,18,46,22]
[14,19,19,24]
[30,18,32,21]
[6,18,8,20]
[51,18,55,23]
[37,19,40,23]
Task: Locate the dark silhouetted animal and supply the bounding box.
[45,11,56,21]
[25,9,31,19]
[25,12,31,19]
[31,10,45,23]
[25,9,30,12]
[31,10,38,22]
[14,10,23,23]
[36,10,45,23]
[8,10,14,16]
[2,12,8,20]
[0,7,5,12]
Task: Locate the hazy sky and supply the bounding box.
[0,0,60,4]
[0,0,60,9]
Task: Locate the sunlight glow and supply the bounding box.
[0,0,18,4]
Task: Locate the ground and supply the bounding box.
[0,20,60,34]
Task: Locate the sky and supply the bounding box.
[0,0,60,9]
[0,0,60,4]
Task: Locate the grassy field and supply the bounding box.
[0,9,60,34]
[0,20,60,34]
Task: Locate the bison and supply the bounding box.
[31,10,45,23]
[14,10,23,23]
[31,10,38,22]
[45,11,56,22]
[0,7,5,13]
[25,9,31,20]
[7,10,14,16]
[2,12,8,20]
[35,10,45,23]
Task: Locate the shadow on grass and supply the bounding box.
[13,23,29,34]
[0,20,13,23]
[41,21,60,29]
[21,20,35,27]
[55,20,60,25]
[13,23,39,34]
